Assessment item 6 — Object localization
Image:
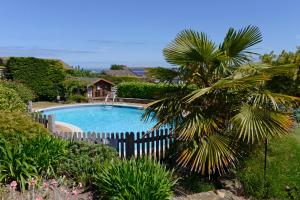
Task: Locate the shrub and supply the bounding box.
[0,110,48,144]
[0,85,26,111]
[93,158,176,200]
[6,57,66,100]
[58,141,118,185]
[117,82,195,99]
[0,80,36,103]
[66,94,88,103]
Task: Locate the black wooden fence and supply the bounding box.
[31,112,174,160]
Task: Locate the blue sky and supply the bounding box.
[0,0,299,69]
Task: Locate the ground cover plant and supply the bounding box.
[57,140,118,186]
[237,126,300,199]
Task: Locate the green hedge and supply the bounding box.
[99,75,142,84]
[117,82,194,99]
[6,57,66,101]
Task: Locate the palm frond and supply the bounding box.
[177,134,236,175]
[163,29,219,66]
[231,104,293,143]
[175,112,221,140]
[220,25,262,67]
[249,90,300,110]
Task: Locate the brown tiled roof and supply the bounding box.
[104,68,137,76]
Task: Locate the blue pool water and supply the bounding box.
[42,105,157,133]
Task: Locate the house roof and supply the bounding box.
[86,78,114,87]
[104,68,137,76]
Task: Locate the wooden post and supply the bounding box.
[126,132,135,159]
[47,114,55,133]
[27,101,33,112]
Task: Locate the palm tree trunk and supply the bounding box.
[264,138,267,180]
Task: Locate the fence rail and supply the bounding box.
[31,111,174,160]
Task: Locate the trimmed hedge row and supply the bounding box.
[117,82,194,99]
[6,57,66,100]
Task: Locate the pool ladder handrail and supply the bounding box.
[105,92,116,105]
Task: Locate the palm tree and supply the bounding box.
[143,25,300,175]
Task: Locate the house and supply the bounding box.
[86,78,115,99]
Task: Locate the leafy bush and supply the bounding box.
[236,127,300,199]
[66,94,88,103]
[0,110,48,144]
[0,85,26,111]
[0,80,36,103]
[6,57,66,100]
[117,82,194,99]
[58,141,118,185]
[93,158,176,200]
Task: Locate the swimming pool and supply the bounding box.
[41,104,157,133]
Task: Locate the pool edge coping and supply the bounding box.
[55,121,83,133]
[35,102,144,112]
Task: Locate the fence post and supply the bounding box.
[126,132,135,159]
[48,114,56,133]
[27,101,33,112]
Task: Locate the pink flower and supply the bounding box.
[72,189,79,196]
[50,179,58,186]
[43,182,49,188]
[36,195,43,200]
[10,181,17,189]
[28,178,37,186]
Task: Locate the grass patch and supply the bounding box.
[237,126,300,199]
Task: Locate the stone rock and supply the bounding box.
[174,189,247,200]
[219,178,244,196]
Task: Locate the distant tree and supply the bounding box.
[110,64,127,70]
[146,67,179,83]
[66,66,97,77]
[260,47,300,96]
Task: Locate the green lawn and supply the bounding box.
[237,126,300,199]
